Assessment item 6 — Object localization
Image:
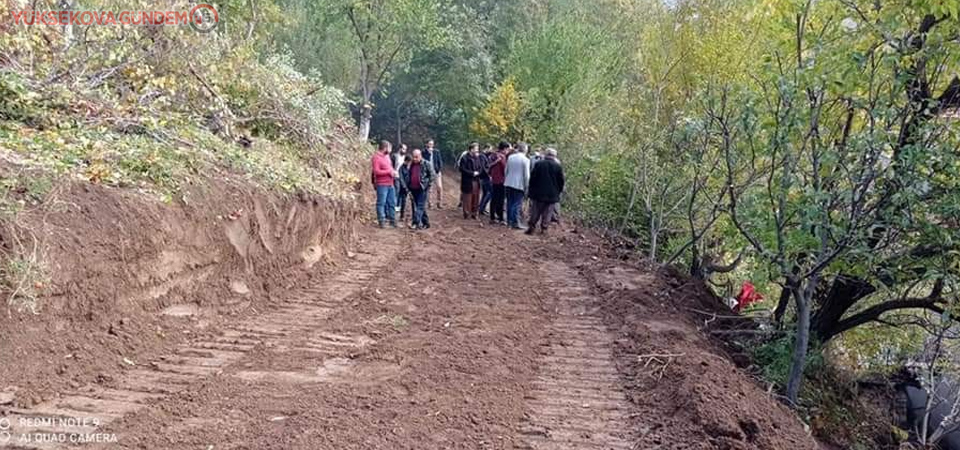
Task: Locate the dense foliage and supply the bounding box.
[0,0,362,201]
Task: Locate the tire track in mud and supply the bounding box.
[1,234,403,449]
[519,260,636,450]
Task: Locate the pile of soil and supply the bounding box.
[543,230,819,449]
[0,173,363,408]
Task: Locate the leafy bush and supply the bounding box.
[0,0,359,200]
[753,335,825,391]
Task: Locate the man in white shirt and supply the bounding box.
[392,144,407,212]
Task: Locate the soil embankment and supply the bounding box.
[0,175,362,410]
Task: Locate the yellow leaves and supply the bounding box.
[470,77,524,141]
[85,161,111,184]
[149,75,174,90]
[334,171,361,186]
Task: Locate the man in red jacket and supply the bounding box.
[371,140,398,228]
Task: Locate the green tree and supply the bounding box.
[343,0,453,139]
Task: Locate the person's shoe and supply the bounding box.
[378,222,385,229]
[524,227,535,235]
[463,212,469,219]
[471,214,478,220]
[424,223,431,229]
[541,228,548,235]
[389,222,398,228]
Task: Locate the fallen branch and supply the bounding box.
[187,62,235,139]
[684,307,753,320]
[637,352,685,382]
[87,60,135,89]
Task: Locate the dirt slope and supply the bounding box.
[0,187,817,449]
[0,175,361,411]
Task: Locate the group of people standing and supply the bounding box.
[371,139,565,235]
[370,139,443,229]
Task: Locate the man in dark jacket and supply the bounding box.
[423,139,443,209]
[458,143,484,219]
[397,155,412,220]
[525,148,565,235]
[478,144,494,216]
[487,141,510,224]
[400,149,436,230]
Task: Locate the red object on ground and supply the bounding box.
[735,282,764,312]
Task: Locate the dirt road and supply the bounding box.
[1,203,817,449]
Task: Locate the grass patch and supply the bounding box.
[752,335,825,389]
[1,253,47,314]
[0,220,48,314]
[366,314,410,330]
[0,119,363,204]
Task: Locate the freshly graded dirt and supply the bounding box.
[0,176,360,414]
[0,185,819,449]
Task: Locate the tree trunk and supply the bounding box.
[359,105,372,141]
[689,244,704,279]
[395,105,402,145]
[619,170,640,236]
[773,287,791,326]
[811,275,876,342]
[786,283,813,405]
[61,0,74,49]
[649,215,658,261]
[245,0,258,40]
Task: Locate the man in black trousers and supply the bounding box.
[525,148,565,235]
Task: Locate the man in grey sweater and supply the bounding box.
[504,143,531,230]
